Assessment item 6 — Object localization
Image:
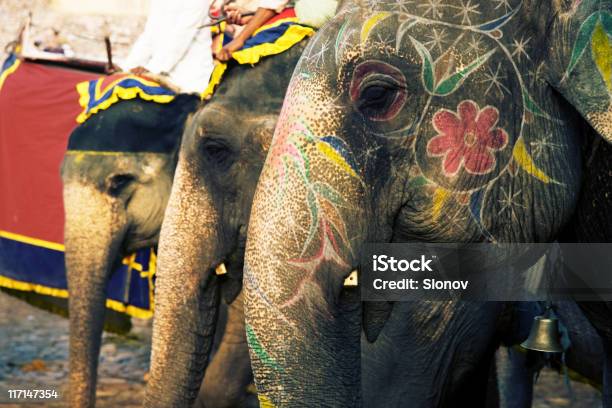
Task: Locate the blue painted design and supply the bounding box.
[469,189,495,242]
[319,135,360,175]
[477,2,522,31]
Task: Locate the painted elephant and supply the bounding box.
[143,42,309,407]
[243,0,612,406]
[62,96,256,407]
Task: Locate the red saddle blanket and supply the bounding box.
[0,55,155,318]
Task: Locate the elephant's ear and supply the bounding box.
[549,4,612,144]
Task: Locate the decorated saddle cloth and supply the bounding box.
[76,73,177,123]
[0,55,156,318]
[204,7,315,98]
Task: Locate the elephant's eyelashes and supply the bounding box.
[350,61,408,122]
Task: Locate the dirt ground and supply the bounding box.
[0,291,149,407]
[0,291,603,407]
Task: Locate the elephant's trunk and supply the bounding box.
[64,183,127,408]
[244,130,364,405]
[198,290,253,408]
[144,157,222,408]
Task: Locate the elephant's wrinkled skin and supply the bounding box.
[144,42,308,408]
[244,1,612,406]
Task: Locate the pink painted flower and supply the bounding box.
[427,100,509,176]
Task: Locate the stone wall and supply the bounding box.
[0,0,145,64]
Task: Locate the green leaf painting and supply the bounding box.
[410,36,435,93]
[246,323,284,373]
[564,12,599,77]
[434,49,496,95]
[304,189,319,255]
[602,11,612,33]
[312,182,347,207]
[564,10,612,93]
[411,36,494,96]
[522,88,555,121]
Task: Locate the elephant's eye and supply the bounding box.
[201,137,235,171]
[357,81,401,118]
[107,174,135,196]
[350,61,408,122]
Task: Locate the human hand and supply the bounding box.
[130,66,149,75]
[105,63,121,75]
[223,4,252,25]
[215,38,245,61]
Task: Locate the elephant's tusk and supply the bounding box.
[343,270,358,287]
[215,263,227,276]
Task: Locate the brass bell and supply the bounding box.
[520,315,564,353]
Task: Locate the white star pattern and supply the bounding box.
[447,208,469,227]
[366,0,380,10]
[467,34,486,54]
[424,27,448,52]
[494,0,512,10]
[417,0,446,18]
[511,36,531,62]
[497,187,526,221]
[360,144,382,169]
[306,38,331,69]
[375,31,396,56]
[389,0,414,14]
[529,134,562,159]
[527,63,546,87]
[479,63,510,97]
[451,0,481,25]
[320,92,345,112]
